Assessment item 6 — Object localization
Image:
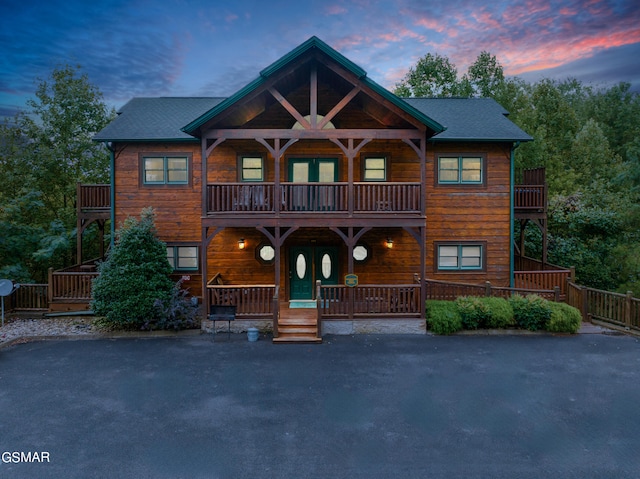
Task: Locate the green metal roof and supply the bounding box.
[181,36,445,136]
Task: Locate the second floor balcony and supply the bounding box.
[206,182,423,216]
[77,167,548,219]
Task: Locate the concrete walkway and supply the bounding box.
[1,333,640,478]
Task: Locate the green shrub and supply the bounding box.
[426,300,463,335]
[455,296,490,329]
[508,294,552,331]
[91,208,175,330]
[482,297,515,329]
[547,302,582,334]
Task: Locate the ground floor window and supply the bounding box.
[436,243,484,271]
[167,245,199,271]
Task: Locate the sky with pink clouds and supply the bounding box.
[1,0,639,120]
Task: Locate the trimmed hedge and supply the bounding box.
[426,300,463,335]
[482,297,515,329]
[508,294,552,331]
[426,295,579,335]
[547,302,582,334]
[455,296,489,329]
[455,296,514,329]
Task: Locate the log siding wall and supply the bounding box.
[113,138,513,298]
[426,143,512,286]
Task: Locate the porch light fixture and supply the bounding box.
[386,238,394,249]
[238,238,246,250]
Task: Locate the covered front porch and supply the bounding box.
[203,225,426,342]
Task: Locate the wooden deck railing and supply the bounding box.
[78,183,110,211]
[514,270,570,297]
[566,282,640,331]
[319,284,421,317]
[207,284,276,317]
[48,270,97,302]
[425,278,560,302]
[515,256,569,272]
[8,284,48,311]
[206,182,421,214]
[353,183,421,212]
[514,185,547,211]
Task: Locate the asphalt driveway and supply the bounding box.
[1,333,640,479]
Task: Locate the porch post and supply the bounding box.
[201,137,209,315]
[201,226,209,316]
[421,225,427,319]
[274,226,281,293]
[347,227,354,320]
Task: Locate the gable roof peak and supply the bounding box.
[259,36,367,80]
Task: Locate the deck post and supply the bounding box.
[47,267,53,307]
[316,280,322,337]
[485,281,492,297]
[625,291,633,328]
[582,286,590,323]
[273,286,279,338]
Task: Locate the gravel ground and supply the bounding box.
[0,316,98,346]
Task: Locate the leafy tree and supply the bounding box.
[91,208,175,330]
[463,51,505,98]
[0,65,114,282]
[394,53,465,97]
[396,51,640,294]
[17,65,114,214]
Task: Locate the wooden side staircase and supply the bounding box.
[273,302,322,344]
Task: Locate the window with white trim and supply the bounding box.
[437,244,483,270]
[143,156,189,184]
[167,246,199,271]
[438,156,483,184]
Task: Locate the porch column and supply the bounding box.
[420,225,427,319]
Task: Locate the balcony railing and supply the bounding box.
[514,185,547,212]
[76,179,544,216]
[77,183,110,212]
[206,182,422,215]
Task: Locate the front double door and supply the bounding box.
[289,246,339,300]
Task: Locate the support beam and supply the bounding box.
[310,66,317,128]
[268,87,309,128]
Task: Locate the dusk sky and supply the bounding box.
[1,0,639,120]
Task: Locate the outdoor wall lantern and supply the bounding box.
[386,238,394,249]
[238,238,246,250]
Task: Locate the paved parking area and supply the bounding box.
[1,333,640,478]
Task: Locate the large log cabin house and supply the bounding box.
[91,36,538,342]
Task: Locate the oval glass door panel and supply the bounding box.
[321,253,332,279]
[296,253,307,279]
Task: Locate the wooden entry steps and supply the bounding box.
[273,303,322,344]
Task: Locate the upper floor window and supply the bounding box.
[363,157,387,181]
[167,245,199,271]
[437,243,484,271]
[143,156,189,185]
[438,156,483,184]
[240,156,264,182]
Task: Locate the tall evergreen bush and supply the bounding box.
[91,208,174,330]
